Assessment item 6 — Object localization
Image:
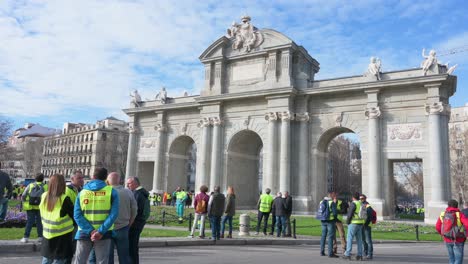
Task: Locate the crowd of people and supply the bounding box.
[0,166,150,264]
[2,160,468,263]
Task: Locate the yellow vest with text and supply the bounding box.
[23,182,48,211]
[39,193,74,239]
[351,200,365,224]
[176,191,187,201]
[259,194,273,213]
[78,185,114,231]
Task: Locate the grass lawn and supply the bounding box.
[1,204,442,241]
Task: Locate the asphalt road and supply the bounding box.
[0,243,452,264]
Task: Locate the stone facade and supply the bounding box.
[123,18,457,224]
[41,117,129,178]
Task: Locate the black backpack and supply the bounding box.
[28,183,45,206]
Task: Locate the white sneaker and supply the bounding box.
[254,232,259,235]
[187,235,194,238]
[37,237,43,243]
[20,237,28,243]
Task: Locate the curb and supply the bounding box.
[0,238,438,254]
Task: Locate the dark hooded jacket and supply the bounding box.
[133,186,150,226]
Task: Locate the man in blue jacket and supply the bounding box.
[73,168,119,264]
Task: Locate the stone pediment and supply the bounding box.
[199,29,294,62]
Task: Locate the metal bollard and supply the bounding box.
[415,225,420,241]
[239,214,250,236]
[189,213,193,231]
[162,210,166,226]
[293,218,297,239]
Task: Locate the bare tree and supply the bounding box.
[395,162,424,198]
[95,132,128,176]
[0,118,13,145]
[18,138,44,177]
[327,136,362,196]
[449,127,468,203]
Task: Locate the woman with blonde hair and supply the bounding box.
[39,174,74,264]
[221,186,236,238]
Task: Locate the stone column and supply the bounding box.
[197,118,211,188]
[209,117,222,190]
[426,102,450,203]
[365,106,382,201]
[125,125,138,180]
[296,112,309,196]
[279,111,293,193]
[152,123,166,193]
[264,112,278,191]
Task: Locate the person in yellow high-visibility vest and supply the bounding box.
[175,187,188,222]
[342,192,365,261]
[255,188,273,235]
[39,174,74,264]
[21,173,48,243]
[73,167,119,264]
[331,192,347,255]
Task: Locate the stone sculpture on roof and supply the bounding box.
[130,89,142,107]
[226,15,264,52]
[365,57,382,80]
[421,48,438,76]
[155,86,167,104]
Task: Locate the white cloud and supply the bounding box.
[0,0,467,125]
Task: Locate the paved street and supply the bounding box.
[0,243,452,264]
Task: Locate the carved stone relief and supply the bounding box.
[387,123,422,141]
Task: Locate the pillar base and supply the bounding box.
[292,196,315,215]
[426,201,447,224]
[367,198,384,220]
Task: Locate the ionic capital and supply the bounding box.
[210,116,222,126]
[365,106,381,119]
[128,125,139,134]
[197,117,211,128]
[264,112,278,122]
[425,102,451,116]
[279,111,294,121]
[154,123,167,132]
[295,112,310,122]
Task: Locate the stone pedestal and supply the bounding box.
[238,214,251,236]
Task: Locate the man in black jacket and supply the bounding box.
[126,177,149,264]
[272,192,287,237]
[283,191,293,237]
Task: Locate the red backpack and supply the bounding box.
[369,206,377,224]
[441,211,466,240]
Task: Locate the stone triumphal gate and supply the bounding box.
[124,17,457,224]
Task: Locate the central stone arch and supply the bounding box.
[313,126,359,202]
[226,130,263,208]
[167,135,196,192]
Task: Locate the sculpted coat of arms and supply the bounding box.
[226,15,264,52]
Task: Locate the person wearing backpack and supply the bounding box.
[360,194,375,260]
[189,185,210,238]
[126,176,149,264]
[318,193,339,258]
[342,192,365,261]
[436,199,468,264]
[21,173,48,243]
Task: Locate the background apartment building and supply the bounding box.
[41,117,129,178]
[449,103,468,203]
[0,123,59,179]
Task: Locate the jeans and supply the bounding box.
[362,225,373,257]
[320,221,336,256]
[210,216,222,240]
[109,226,131,264]
[256,211,270,234]
[191,213,206,237]
[221,215,233,236]
[0,197,8,220]
[24,209,42,238]
[446,242,464,264]
[74,239,111,264]
[345,223,363,257]
[129,222,145,264]
[42,257,67,264]
[276,216,286,237]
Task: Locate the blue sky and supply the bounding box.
[1,0,467,131]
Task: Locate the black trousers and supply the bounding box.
[129,222,145,264]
